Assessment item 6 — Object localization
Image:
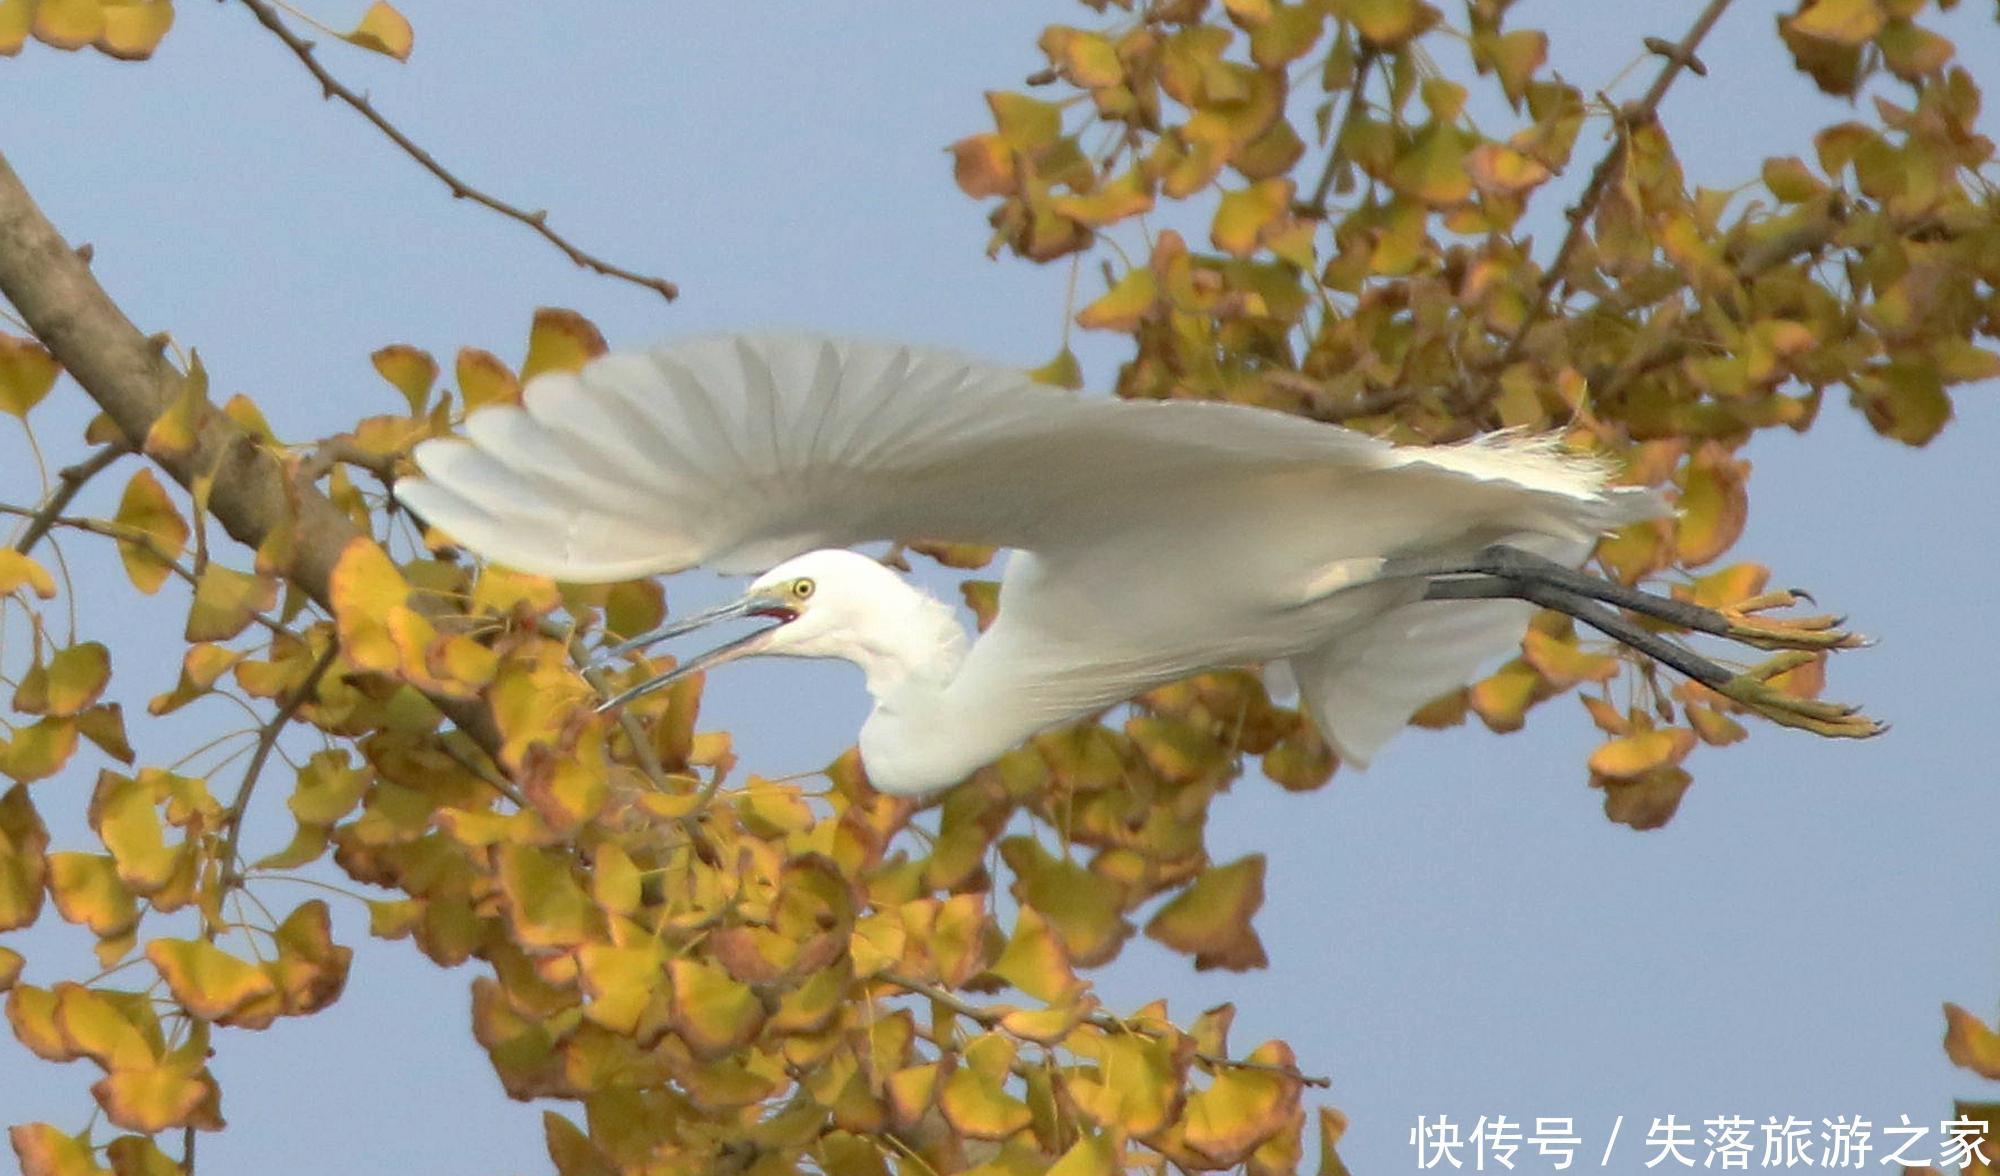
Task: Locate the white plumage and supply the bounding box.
[395,332,1665,794]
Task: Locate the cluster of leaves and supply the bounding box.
[953,0,1997,829]
[0,0,410,61]
[3,310,1351,1174]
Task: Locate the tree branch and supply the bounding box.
[882,970,1332,1088]
[0,146,505,756]
[1490,0,1735,375]
[232,0,679,303]
[219,639,340,890]
[12,442,125,556]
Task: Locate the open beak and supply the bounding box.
[591,592,796,713]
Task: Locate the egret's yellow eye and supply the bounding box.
[790,578,815,600]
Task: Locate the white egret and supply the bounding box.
[393,332,1871,796]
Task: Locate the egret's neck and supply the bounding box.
[842,584,968,704]
[845,585,1007,797]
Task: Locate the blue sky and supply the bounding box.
[4,2,1998,1173]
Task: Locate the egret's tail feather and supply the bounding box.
[1286,596,1536,768]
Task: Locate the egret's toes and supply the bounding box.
[1718,609,1867,652]
[1715,673,1884,739]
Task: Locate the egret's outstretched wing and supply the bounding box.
[395,331,1656,580]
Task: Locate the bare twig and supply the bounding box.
[1302,45,1380,217]
[1490,0,1735,375]
[882,970,1332,1088]
[12,443,126,556]
[219,639,341,889]
[231,0,679,303]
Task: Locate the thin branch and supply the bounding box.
[882,971,1332,1088]
[1490,0,1736,375]
[0,146,504,754]
[219,639,340,889]
[1302,45,1380,217]
[0,503,292,637]
[12,442,126,556]
[231,0,678,303]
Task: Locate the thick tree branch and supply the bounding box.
[0,147,504,755]
[1491,0,1735,375]
[233,0,679,303]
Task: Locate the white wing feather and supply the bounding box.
[395,331,1658,581]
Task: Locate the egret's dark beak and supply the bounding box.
[592,591,796,712]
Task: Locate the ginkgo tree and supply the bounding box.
[2,0,1997,1173]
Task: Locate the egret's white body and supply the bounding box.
[395,333,1664,795]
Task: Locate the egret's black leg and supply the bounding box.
[1389,544,1858,652]
[1405,549,1881,739]
[1422,574,1736,690]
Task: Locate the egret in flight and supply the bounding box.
[394,333,1872,796]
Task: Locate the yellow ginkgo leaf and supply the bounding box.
[342,0,411,60]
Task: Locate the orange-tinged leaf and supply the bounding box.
[0,716,80,783]
[343,0,411,59]
[13,642,111,717]
[91,772,178,893]
[47,852,138,938]
[0,944,20,991]
[951,133,1015,199]
[1146,854,1268,971]
[939,1033,1033,1140]
[1049,1134,1120,1176]
[576,941,664,1035]
[9,1123,105,1176]
[1051,169,1155,229]
[1469,659,1541,733]
[1212,179,1294,258]
[1466,142,1551,194]
[184,564,276,642]
[999,837,1131,967]
[147,939,277,1020]
[262,899,352,1019]
[1330,0,1438,49]
[1597,766,1694,830]
[370,343,436,414]
[95,0,173,59]
[0,549,57,600]
[1686,704,1748,747]
[34,0,104,47]
[54,983,159,1069]
[454,346,520,411]
[987,906,1080,1004]
[1675,447,1749,567]
[520,307,607,384]
[987,91,1063,151]
[0,0,30,54]
[113,469,187,595]
[667,956,765,1059]
[1521,629,1618,689]
[495,843,599,949]
[0,333,59,417]
[1786,0,1884,46]
[1588,728,1697,779]
[92,1055,219,1134]
[328,539,409,673]
[1076,268,1158,332]
[0,784,50,931]
[103,1134,181,1176]
[1945,1003,2000,1081]
[1182,1045,1300,1165]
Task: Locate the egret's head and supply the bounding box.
[592,548,952,711]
